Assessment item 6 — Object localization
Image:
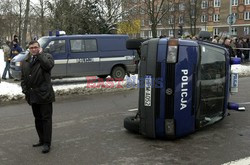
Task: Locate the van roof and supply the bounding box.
[41,34,129,39]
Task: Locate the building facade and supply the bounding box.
[125,0,250,38]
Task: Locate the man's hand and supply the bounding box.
[39,47,43,54]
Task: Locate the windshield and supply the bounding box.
[38,37,49,48]
[197,44,226,119]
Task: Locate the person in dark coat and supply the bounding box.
[223,38,235,57]
[21,40,55,154]
[243,38,249,61]
[10,40,22,59]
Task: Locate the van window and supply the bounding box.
[44,40,66,54]
[70,39,97,52]
[100,38,126,51]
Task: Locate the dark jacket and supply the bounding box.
[223,44,235,57]
[21,52,55,105]
[10,44,22,59]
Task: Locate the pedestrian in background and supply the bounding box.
[1,41,12,80]
[10,40,22,60]
[223,38,235,57]
[242,37,249,62]
[21,40,55,154]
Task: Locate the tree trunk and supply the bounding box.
[22,0,30,49]
[151,24,157,38]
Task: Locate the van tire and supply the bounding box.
[97,75,108,79]
[124,116,140,134]
[111,66,125,80]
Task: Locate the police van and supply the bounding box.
[10,32,137,80]
[124,38,240,139]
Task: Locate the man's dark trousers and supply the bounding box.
[32,103,53,146]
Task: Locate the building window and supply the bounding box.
[213,28,219,35]
[169,16,174,24]
[157,30,162,37]
[213,14,220,22]
[179,16,184,24]
[149,31,152,38]
[245,0,250,5]
[191,0,195,4]
[201,15,208,22]
[157,20,162,25]
[201,0,208,9]
[141,20,145,26]
[179,3,185,10]
[140,31,145,38]
[149,20,152,25]
[231,27,237,35]
[214,0,221,7]
[244,27,250,35]
[244,12,250,20]
[169,29,174,37]
[201,26,208,31]
[232,0,238,6]
[170,4,175,11]
[140,8,145,14]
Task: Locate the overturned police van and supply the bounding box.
[124,37,240,139]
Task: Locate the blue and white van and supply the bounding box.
[10,32,137,80]
[124,38,240,139]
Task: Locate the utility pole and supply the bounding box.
[229,0,232,37]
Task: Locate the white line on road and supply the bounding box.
[222,156,250,165]
[128,108,138,112]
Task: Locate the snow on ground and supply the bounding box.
[1,49,250,102]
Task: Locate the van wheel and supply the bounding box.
[124,116,140,134]
[111,66,125,80]
[97,75,108,79]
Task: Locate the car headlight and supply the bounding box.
[15,62,21,66]
[167,39,178,63]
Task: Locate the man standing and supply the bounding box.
[21,40,55,154]
[2,41,12,80]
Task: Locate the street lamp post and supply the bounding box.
[229,0,232,37]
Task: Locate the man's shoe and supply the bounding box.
[2,78,6,80]
[32,142,43,147]
[42,145,50,154]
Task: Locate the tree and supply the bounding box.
[184,0,203,36]
[21,0,30,48]
[117,20,141,35]
[95,0,124,33]
[0,0,19,41]
[16,0,25,43]
[139,0,171,38]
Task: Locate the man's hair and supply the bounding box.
[29,40,40,47]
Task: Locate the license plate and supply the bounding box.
[144,75,152,106]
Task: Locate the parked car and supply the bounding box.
[10,32,137,80]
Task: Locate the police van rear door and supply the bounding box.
[67,38,99,76]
